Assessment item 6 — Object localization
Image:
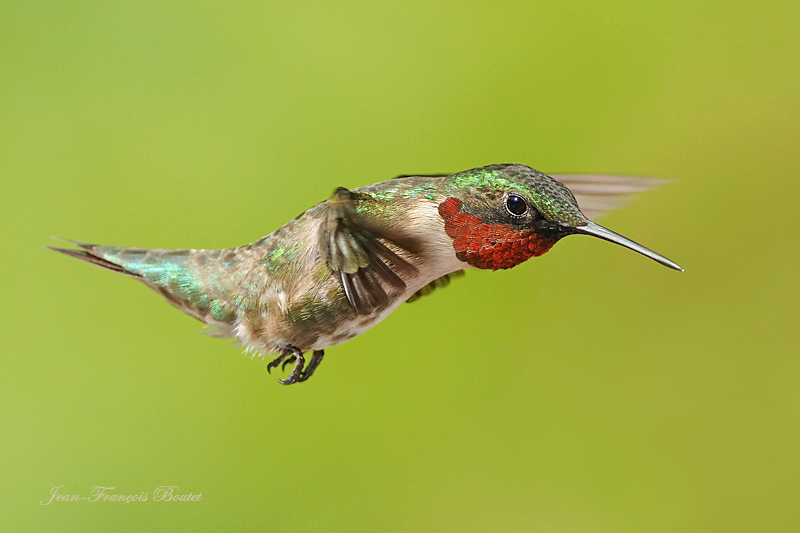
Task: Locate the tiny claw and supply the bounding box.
[281,355,297,372]
[267,353,287,374]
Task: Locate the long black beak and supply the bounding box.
[573,221,684,272]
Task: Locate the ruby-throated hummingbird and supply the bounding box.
[51,164,682,384]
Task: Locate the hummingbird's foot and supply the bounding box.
[295,350,324,383]
[278,346,305,385]
[268,347,324,384]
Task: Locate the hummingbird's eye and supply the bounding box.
[505,194,528,217]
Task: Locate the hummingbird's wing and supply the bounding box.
[405,270,465,303]
[321,187,419,315]
[551,175,667,220]
[393,173,449,179]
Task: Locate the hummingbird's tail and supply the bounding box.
[49,239,239,332]
[48,239,142,277]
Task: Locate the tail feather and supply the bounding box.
[48,241,141,277]
[49,239,240,331]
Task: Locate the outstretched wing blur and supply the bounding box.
[552,175,667,220]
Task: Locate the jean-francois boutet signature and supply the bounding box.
[41,485,201,505]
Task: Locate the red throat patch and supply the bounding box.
[438,197,555,270]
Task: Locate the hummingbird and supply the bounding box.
[50,164,682,384]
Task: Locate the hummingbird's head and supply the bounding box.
[439,163,682,271]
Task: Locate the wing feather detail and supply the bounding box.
[321,187,418,315]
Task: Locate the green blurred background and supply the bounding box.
[2,1,799,531]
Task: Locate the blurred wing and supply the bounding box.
[321,187,418,315]
[406,270,464,303]
[552,174,668,220]
[393,173,449,179]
